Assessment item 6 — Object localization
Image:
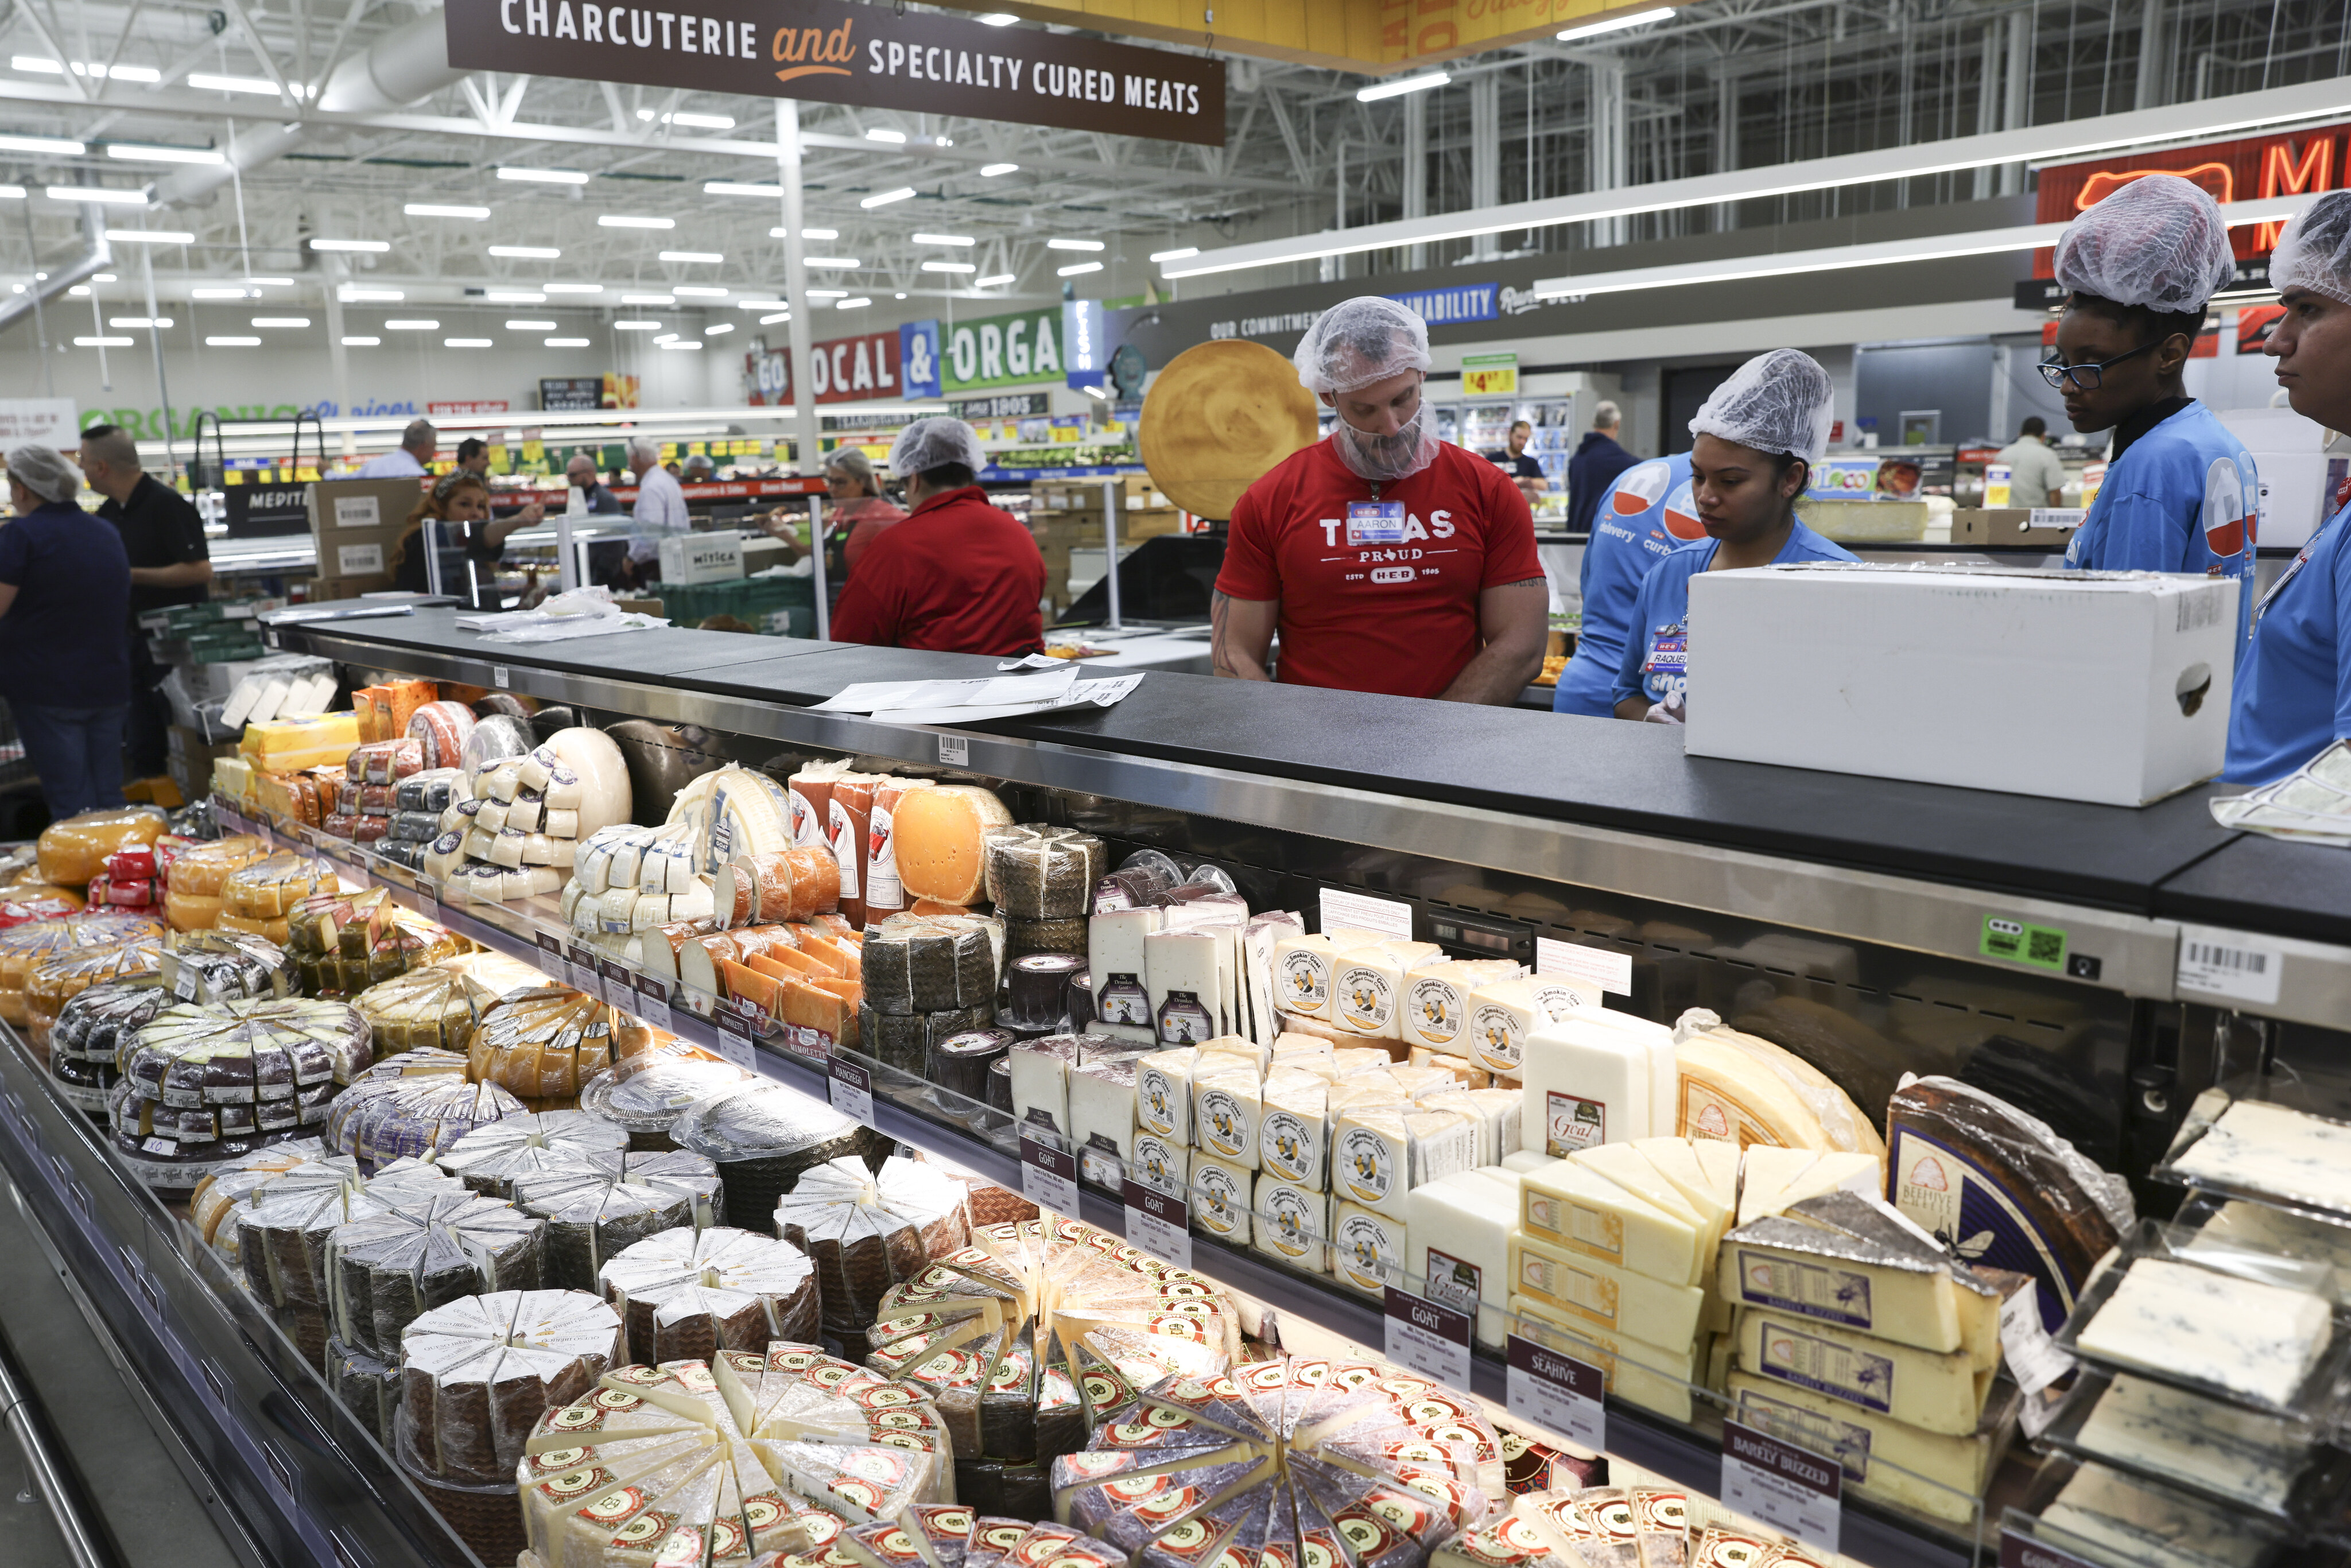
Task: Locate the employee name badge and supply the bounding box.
[1643,628,1689,675]
[1347,500,1407,547]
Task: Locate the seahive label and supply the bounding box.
[1755,1315,1896,1412]
[1735,1248,1875,1329]
[1336,1127,1394,1202]
[1407,976,1465,1045]
[1279,948,1329,1012]
[1545,1090,1607,1157]
[1261,1108,1317,1182]
[1098,972,1151,1028]
[1157,988,1215,1046]
[1193,1162,1246,1234]
[1335,964,1395,1031]
[1262,1185,1319,1257]
[1335,1212,1399,1291]
[1197,1086,1249,1157]
[1890,1124,2077,1334]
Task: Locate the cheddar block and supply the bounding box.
[1330,940,1445,1040]
[1332,1106,1479,1220]
[1511,1295,1698,1423]
[1254,1175,1326,1272]
[1735,1307,1993,1435]
[777,979,855,1054]
[1406,1173,1516,1347]
[1520,1158,1706,1287]
[1725,1372,2000,1524]
[1190,1152,1252,1245]
[1258,1069,1329,1187]
[1464,976,1601,1076]
[1400,960,1523,1055]
[1331,1201,1409,1298]
[1192,1070,1263,1170]
[1719,1216,1997,1355]
[1512,1232,1707,1352]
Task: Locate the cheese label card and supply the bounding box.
[1124,1179,1192,1269]
[600,957,634,1004]
[1157,989,1216,1047]
[713,1007,759,1070]
[1023,1127,1081,1218]
[633,974,674,1031]
[1321,888,1414,941]
[1534,937,1634,996]
[1505,1334,1605,1450]
[828,1056,875,1126]
[1345,501,1407,546]
[1384,1286,1472,1391]
[1720,1420,1841,1557]
[1998,1528,2099,1568]
[568,943,606,1001]
[1544,1092,1608,1156]
[1099,972,1151,1028]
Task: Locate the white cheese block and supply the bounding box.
[1239,914,1299,1048]
[1330,1201,1409,1298]
[507,796,544,833]
[1131,1131,1188,1201]
[596,887,640,935]
[1333,1047,1396,1076]
[1421,1088,1522,1168]
[1522,1011,1675,1158]
[1513,1295,1698,1423]
[1407,1049,1490,1090]
[1737,1146,1822,1227]
[1502,1150,1555,1174]
[1254,1174,1326,1272]
[1008,1044,1073,1141]
[1330,940,1446,1040]
[220,676,265,730]
[1632,1136,1734,1248]
[607,833,650,890]
[1212,921,1242,1039]
[670,879,713,924]
[1070,1059,1139,1186]
[2075,1257,2333,1407]
[1521,1156,1706,1287]
[1190,1152,1253,1245]
[248,677,291,725]
[1725,1371,1999,1524]
[1720,1217,1995,1354]
[1270,928,1382,1022]
[1406,1173,1516,1347]
[477,801,513,834]
[1769,1151,1882,1215]
[1388,1064,1465,1102]
[1465,976,1601,1075]
[1144,927,1224,1047]
[1273,1033,1332,1062]
[1134,1048,1200,1143]
[1192,1070,1263,1171]
[1258,1070,1329,1188]
[1514,1231,1708,1352]
[1196,1034,1270,1072]
[1735,1305,1992,1435]
[1088,906,1162,1042]
[1401,960,1524,1054]
[1575,1143,1705,1231]
[1332,1107,1479,1221]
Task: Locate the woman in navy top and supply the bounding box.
[1613,351,1860,720]
[0,443,133,817]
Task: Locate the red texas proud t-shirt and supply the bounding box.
[1217,438,1543,700]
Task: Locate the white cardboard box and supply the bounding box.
[2218,405,2334,551]
[657,529,746,585]
[1682,564,2237,806]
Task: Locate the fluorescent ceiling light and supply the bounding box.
[922,261,976,274]
[484,289,547,302]
[599,215,674,229]
[806,288,848,298]
[664,111,734,129]
[979,163,1018,177]
[1357,72,1449,101]
[1056,261,1103,277]
[1047,238,1103,251]
[760,312,790,324]
[205,336,260,346]
[408,202,491,219]
[246,276,290,285]
[106,228,193,243]
[1558,6,1674,39]
[673,285,727,297]
[385,319,440,329]
[614,320,662,330]
[339,286,402,301]
[75,335,131,347]
[0,187,21,199]
[187,72,290,95]
[1082,383,1108,399]
[499,165,589,184]
[977,12,1018,23]
[736,298,787,308]
[251,316,310,327]
[17,58,158,82]
[860,188,916,208]
[913,232,975,246]
[653,332,679,343]
[489,245,561,259]
[311,238,389,253]
[192,286,254,300]
[0,134,82,156]
[66,284,85,295]
[975,273,1015,287]
[56,188,148,205]
[865,128,907,143]
[835,297,871,309]
[342,335,380,346]
[1149,246,1198,262]
[770,226,845,240]
[806,257,861,269]
[106,144,222,166]
[505,319,557,330]
[661,250,723,263]
[544,283,602,294]
[108,315,171,328]
[705,321,735,334]
[545,337,589,347]
[445,337,492,348]
[659,340,703,349]
[705,180,781,197]
[622,293,676,305]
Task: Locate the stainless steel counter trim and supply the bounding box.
[285,623,2195,1002]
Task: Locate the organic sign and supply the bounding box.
[444,0,1224,145]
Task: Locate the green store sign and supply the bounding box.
[942,308,1065,393]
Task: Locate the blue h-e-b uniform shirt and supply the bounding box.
[0,501,130,709]
[2063,401,2260,650]
[1612,519,1859,711]
[1554,453,1696,716]
[2226,497,2351,784]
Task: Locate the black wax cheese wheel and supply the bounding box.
[1001,953,1085,1029]
[1004,919,1089,964]
[1065,968,1095,1033]
[929,1028,1014,1102]
[859,1006,927,1074]
[986,1057,1014,1113]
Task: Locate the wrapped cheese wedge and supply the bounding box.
[510,1147,726,1290]
[470,985,646,1100]
[436,1110,631,1196]
[29,936,165,1054]
[324,1048,529,1172]
[773,1155,972,1353]
[400,1289,627,1485]
[714,846,841,928]
[598,1223,822,1363]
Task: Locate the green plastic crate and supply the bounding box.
[657,575,818,638]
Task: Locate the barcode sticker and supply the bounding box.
[494,666,511,689]
[2177,925,2284,1006]
[937,735,968,767]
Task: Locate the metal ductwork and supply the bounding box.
[152,13,467,206]
[0,205,111,335]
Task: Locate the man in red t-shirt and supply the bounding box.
[1213,298,1549,703]
[829,418,1046,656]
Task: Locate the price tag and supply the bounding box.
[633,974,674,1031]
[1999,1528,2099,1568]
[493,666,511,689]
[1720,1421,1841,1557]
[1123,1179,1192,1268]
[265,628,281,649]
[712,1008,759,1070]
[828,1056,874,1124]
[173,967,201,1002]
[1383,1287,1472,1391]
[599,958,634,1010]
[568,944,606,1000]
[1022,1128,1080,1217]
[2177,925,2284,1006]
[141,1136,176,1156]
[937,735,968,767]
[1505,1333,1607,1450]
[535,932,565,975]
[1318,887,1413,941]
[1535,937,1633,996]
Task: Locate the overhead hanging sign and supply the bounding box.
[444,0,1225,145]
[942,307,1068,393]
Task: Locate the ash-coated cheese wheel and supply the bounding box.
[398,1289,625,1486]
[326,1188,544,1355]
[596,1223,820,1364]
[775,1155,971,1346]
[461,714,536,776]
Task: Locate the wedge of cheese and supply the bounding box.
[1258,1069,1329,1187]
[1502,1150,1557,1174]
[1725,1372,2001,1524]
[1575,1143,1706,1236]
[1131,1131,1188,1201]
[1134,1047,1201,1143]
[1737,1146,1822,1227]
[1191,1152,1253,1245]
[1330,1201,1409,1298]
[1719,1216,1999,1356]
[1405,1172,1517,1347]
[1766,1150,1883,1218]
[1520,1156,1706,1287]
[1464,976,1600,1076]
[1735,1306,1993,1435]
[1070,1059,1139,1186]
[1422,1088,1523,1168]
[1632,1136,1734,1249]
[1330,940,1446,1040]
[1145,928,1226,1047]
[1512,1232,1707,1352]
[1400,960,1524,1054]
[1332,1106,1479,1220]
[1512,1296,1698,1423]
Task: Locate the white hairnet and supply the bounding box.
[1687,350,1836,464]
[2271,192,2351,308]
[6,444,82,503]
[1294,297,1431,396]
[889,416,986,477]
[2055,174,2237,314]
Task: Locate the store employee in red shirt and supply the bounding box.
[1213,297,1549,703]
[829,417,1046,656]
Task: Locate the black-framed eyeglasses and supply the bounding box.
[2037,338,2159,391]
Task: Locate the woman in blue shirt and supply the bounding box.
[2043,175,2260,649]
[1612,350,1859,720]
[1553,452,1694,716]
[2226,192,2351,783]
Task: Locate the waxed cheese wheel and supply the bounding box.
[37,807,166,888]
[397,1290,624,1485]
[893,785,1012,906]
[508,1147,724,1290]
[981,826,1106,922]
[859,1004,993,1076]
[47,975,170,1112]
[406,701,477,771]
[29,938,164,1053]
[461,714,536,776]
[168,835,270,899]
[713,845,839,928]
[355,965,499,1055]
[468,985,641,1100]
[327,1188,545,1355]
[539,728,632,839]
[324,1049,527,1172]
[1002,954,1084,1029]
[393,769,461,814]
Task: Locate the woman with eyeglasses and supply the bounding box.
[2043,174,2261,647]
[2225,193,2351,782]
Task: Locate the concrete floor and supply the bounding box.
[0,1174,249,1568]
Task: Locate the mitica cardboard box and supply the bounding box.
[1682,564,2237,806]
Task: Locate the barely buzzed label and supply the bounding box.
[1752,1317,1895,1413]
[1733,1248,1875,1329]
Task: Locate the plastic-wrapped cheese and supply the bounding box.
[397,1290,626,1486]
[323,1049,528,1172]
[38,807,168,887]
[773,1154,971,1350]
[406,701,478,770]
[355,964,499,1055]
[713,845,840,927]
[0,913,164,1025]
[864,914,996,1015]
[468,985,647,1099]
[28,937,164,1052]
[598,1223,821,1363]
[435,1111,630,1197]
[158,929,293,1003]
[326,1189,545,1356]
[461,713,536,775]
[222,853,336,923]
[982,826,1106,922]
[509,1147,725,1289]
[168,835,269,898]
[893,785,1011,906]
[47,975,170,1112]
[538,727,633,839]
[671,1081,875,1230]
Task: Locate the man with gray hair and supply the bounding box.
[0,444,132,817]
[830,417,1043,654]
[626,434,690,566]
[358,417,437,478]
[1567,398,1638,534]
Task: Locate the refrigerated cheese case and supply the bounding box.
[7,603,2351,1568]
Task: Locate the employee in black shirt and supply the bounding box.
[79,424,210,780]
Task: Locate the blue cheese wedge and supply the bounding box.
[2172,1099,2351,1214]
[2073,1373,2303,1512]
[2040,1462,2272,1568]
[2075,1257,2333,1407]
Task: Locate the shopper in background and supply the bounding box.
[388,470,540,596]
[455,437,491,477]
[680,452,716,484]
[564,452,622,515]
[1489,420,1549,507]
[1553,451,1694,716]
[2226,193,2351,782]
[626,436,690,568]
[824,448,908,576]
[2046,173,2259,646]
[0,445,131,818]
[1568,401,1639,533]
[357,418,436,479]
[830,418,1044,655]
[77,424,211,782]
[1613,350,1859,722]
[1215,297,1548,704]
[1995,416,2069,507]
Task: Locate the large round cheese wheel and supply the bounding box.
[773,1155,971,1351]
[399,1289,624,1485]
[893,786,1012,906]
[220,852,335,921]
[37,806,165,888]
[538,727,633,840]
[435,1110,629,1197]
[323,1049,528,1172]
[29,937,162,1054]
[408,701,479,771]
[596,1223,820,1363]
[461,713,536,775]
[0,915,163,1025]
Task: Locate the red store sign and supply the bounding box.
[746,330,902,406]
[2034,120,2345,273]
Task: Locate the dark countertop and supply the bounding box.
[287,606,2327,934]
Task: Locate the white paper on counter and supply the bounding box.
[874,674,1145,726]
[810,664,1082,713]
